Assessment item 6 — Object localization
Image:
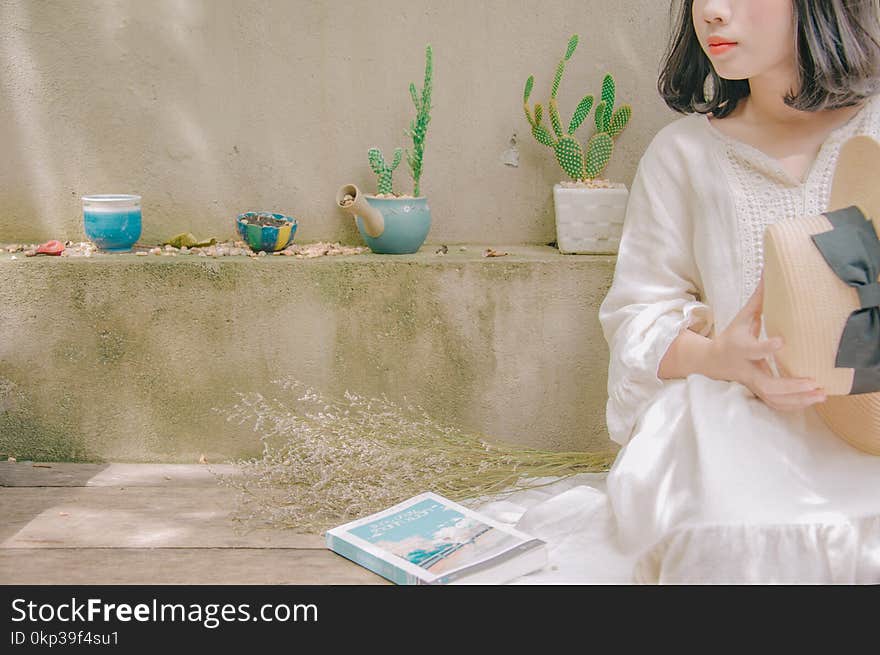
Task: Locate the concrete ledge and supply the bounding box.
[0,245,617,461]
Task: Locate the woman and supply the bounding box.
[480,0,880,583]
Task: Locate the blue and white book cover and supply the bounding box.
[325,492,547,584]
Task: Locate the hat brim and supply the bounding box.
[764,134,880,455]
[829,135,880,222]
[820,135,880,453]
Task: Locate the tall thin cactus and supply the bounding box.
[405,44,433,197]
[523,34,632,181]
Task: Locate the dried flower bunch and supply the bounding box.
[214,378,615,533]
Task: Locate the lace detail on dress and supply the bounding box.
[722,149,802,305]
[704,96,880,307]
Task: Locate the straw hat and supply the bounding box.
[763,134,880,454]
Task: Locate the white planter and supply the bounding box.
[553,184,629,254]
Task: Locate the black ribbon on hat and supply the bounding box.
[811,205,880,394]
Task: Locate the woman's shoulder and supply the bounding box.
[638,111,714,177]
[856,93,880,137]
[648,112,709,147]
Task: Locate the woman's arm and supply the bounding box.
[657,327,726,381]
[599,138,714,445]
[657,275,826,411]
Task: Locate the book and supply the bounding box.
[324,491,548,585]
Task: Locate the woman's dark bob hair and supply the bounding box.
[658,0,880,117]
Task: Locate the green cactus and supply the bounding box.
[585,133,614,178]
[608,104,632,138]
[369,147,403,195]
[594,74,632,137]
[405,44,433,197]
[568,95,594,134]
[523,35,633,181]
[554,135,585,180]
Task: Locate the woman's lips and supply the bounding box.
[708,43,737,54]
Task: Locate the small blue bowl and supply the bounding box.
[82,194,143,252]
[236,212,298,252]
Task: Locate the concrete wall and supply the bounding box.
[0,0,677,245]
[0,248,617,462]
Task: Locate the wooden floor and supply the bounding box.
[0,461,388,584]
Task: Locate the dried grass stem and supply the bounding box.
[214,378,615,533]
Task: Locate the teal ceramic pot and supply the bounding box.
[355,196,431,254]
[81,194,143,252]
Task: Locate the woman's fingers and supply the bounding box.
[747,275,765,310]
[732,277,765,325]
[745,336,784,361]
[751,365,820,396]
[750,316,761,339]
[756,357,774,378]
[775,356,791,378]
[749,358,825,410]
[727,273,825,414]
[762,388,827,411]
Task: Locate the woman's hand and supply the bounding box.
[710,272,827,411]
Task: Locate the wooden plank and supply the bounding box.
[0,462,111,487]
[0,487,80,542]
[0,548,389,585]
[0,462,241,487]
[1,487,323,549]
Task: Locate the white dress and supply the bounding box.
[475,94,880,584]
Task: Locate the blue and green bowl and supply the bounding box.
[236,212,298,252]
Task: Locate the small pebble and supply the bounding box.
[2,240,370,259]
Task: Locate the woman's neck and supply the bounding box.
[734,72,866,134]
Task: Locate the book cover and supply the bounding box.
[325,492,547,584]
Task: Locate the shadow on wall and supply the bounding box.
[0,0,672,244]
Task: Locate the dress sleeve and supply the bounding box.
[598,142,714,446]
